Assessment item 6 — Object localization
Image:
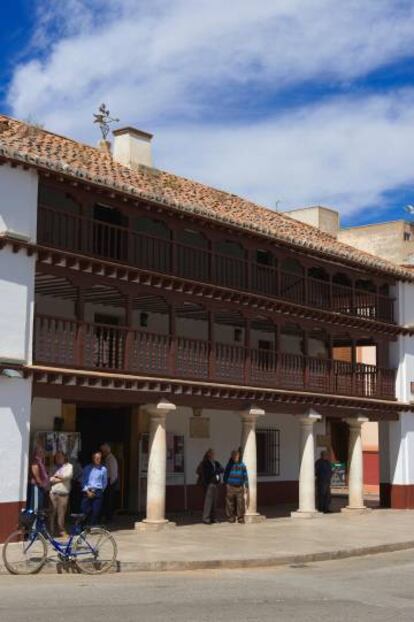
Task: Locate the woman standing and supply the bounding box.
[28,445,49,513]
[49,452,73,536]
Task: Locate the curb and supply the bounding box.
[2,540,414,575]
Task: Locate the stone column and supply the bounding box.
[342,417,370,513]
[291,409,322,518]
[136,399,176,530]
[240,406,265,523]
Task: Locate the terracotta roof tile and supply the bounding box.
[0,114,412,281]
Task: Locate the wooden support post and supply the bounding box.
[124,295,133,371]
[303,330,309,390]
[75,287,85,367]
[244,317,251,385]
[208,310,216,379]
[209,239,215,284]
[351,338,357,396]
[246,248,253,291]
[170,228,178,276]
[327,333,333,393]
[274,322,279,385]
[169,305,177,375]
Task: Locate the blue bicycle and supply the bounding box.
[2,509,117,575]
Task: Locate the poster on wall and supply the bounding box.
[189,417,210,439]
[33,431,82,475]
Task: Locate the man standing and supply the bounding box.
[81,451,108,525]
[223,449,248,523]
[100,443,119,522]
[199,449,223,524]
[315,450,332,513]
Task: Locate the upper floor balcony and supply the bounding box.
[37,204,395,324]
[33,313,396,401]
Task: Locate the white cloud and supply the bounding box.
[154,91,414,217]
[5,0,414,218]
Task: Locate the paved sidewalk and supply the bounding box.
[2,508,414,573]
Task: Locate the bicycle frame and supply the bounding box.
[26,515,97,560]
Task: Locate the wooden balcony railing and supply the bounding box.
[33,314,396,400]
[37,205,395,323]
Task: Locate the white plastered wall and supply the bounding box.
[0,377,32,504]
[0,164,38,508]
[164,407,309,486]
[31,398,62,436]
[0,164,38,240]
[381,281,414,488]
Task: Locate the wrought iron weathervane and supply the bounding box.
[93,103,119,140]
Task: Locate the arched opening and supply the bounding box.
[280,323,303,355]
[176,228,209,280]
[37,184,82,250]
[308,266,330,308]
[251,317,277,382]
[214,310,246,382]
[93,203,128,261]
[215,240,247,289]
[252,249,278,296]
[307,328,330,392]
[308,266,329,281]
[308,328,329,359]
[132,216,172,273]
[279,323,304,389]
[333,272,352,287]
[280,258,305,303]
[355,279,377,319]
[332,272,353,314]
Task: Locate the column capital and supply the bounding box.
[240,406,265,422]
[298,408,322,426]
[344,416,369,428]
[143,399,176,419]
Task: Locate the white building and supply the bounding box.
[0,115,413,540]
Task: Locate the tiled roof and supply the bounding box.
[0,114,412,281]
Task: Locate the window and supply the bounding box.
[257,429,280,476]
[404,231,411,241]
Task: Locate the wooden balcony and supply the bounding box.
[37,205,395,323]
[34,314,397,400]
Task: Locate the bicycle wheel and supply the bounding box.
[2,529,47,575]
[73,527,117,575]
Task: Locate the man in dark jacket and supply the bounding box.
[198,449,224,524]
[315,450,332,513]
[224,449,248,523]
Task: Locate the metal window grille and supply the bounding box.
[257,428,280,476]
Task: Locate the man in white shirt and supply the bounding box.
[100,443,119,522]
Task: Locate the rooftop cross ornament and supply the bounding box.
[93,103,119,141]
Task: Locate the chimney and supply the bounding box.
[112,126,153,169]
[287,206,340,237]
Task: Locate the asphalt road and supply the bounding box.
[1,550,414,621]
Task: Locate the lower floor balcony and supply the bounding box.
[33,314,396,401]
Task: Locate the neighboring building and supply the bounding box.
[339,220,414,266]
[0,115,413,540]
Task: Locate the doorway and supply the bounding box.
[76,406,131,511]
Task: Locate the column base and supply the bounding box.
[244,513,265,524]
[341,506,372,515]
[135,519,176,531]
[291,510,322,519]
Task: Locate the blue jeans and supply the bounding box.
[28,484,45,512]
[81,491,104,525]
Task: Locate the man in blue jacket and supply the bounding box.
[224,449,248,523]
[81,451,108,525]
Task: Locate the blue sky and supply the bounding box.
[2,1,414,227]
